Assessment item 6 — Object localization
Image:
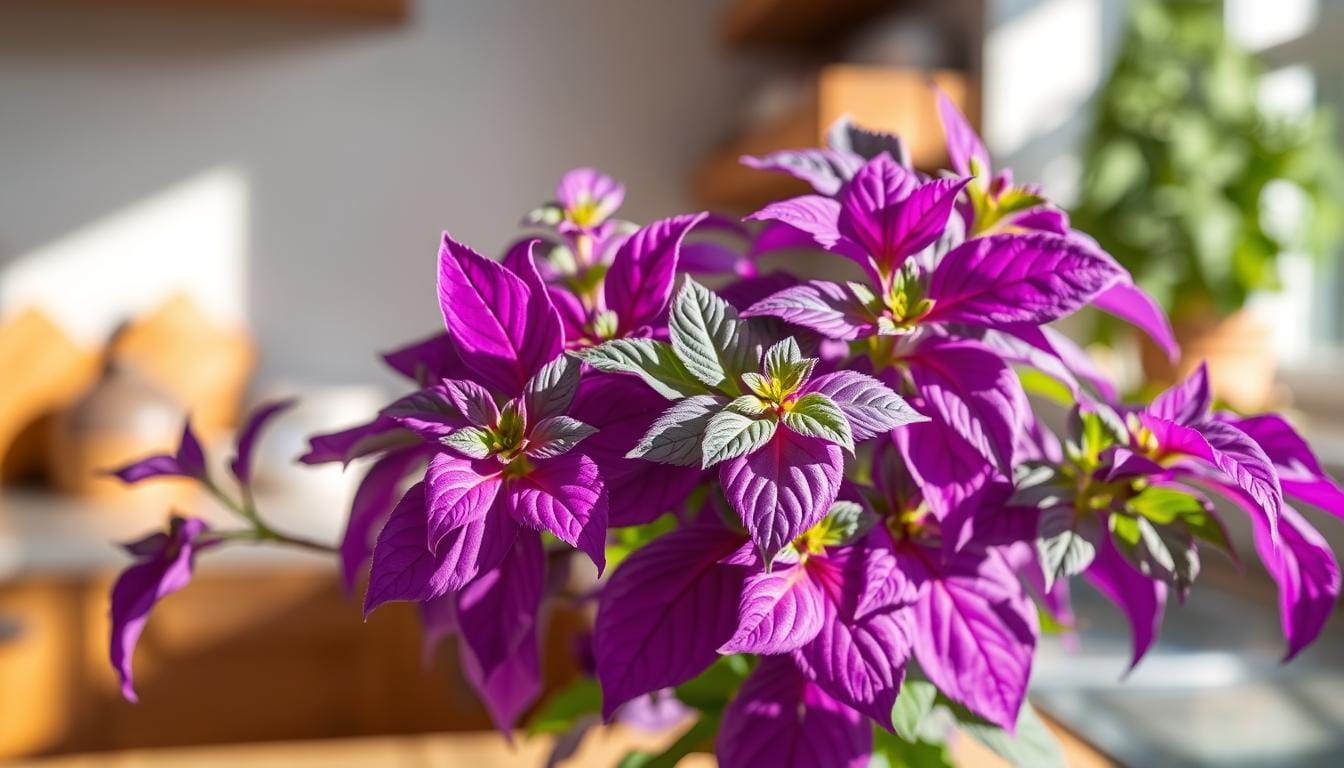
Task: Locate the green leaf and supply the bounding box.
[674,654,752,711]
[741,372,773,399]
[764,337,802,377]
[870,727,954,768]
[669,277,759,391]
[525,415,597,459]
[814,500,875,547]
[524,354,581,421]
[440,427,493,459]
[527,678,601,735]
[891,680,939,742]
[1018,369,1074,408]
[781,393,854,452]
[617,712,721,768]
[724,395,771,417]
[949,701,1066,768]
[1111,512,1200,597]
[700,410,777,468]
[571,339,707,400]
[606,514,679,570]
[627,395,724,466]
[1036,506,1097,592]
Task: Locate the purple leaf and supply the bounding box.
[437,233,562,395]
[425,452,503,553]
[902,545,1037,730]
[717,656,872,768]
[1091,282,1180,365]
[720,430,844,563]
[443,378,501,428]
[383,384,465,441]
[936,87,990,178]
[229,399,297,486]
[381,332,468,383]
[1196,420,1284,544]
[1148,363,1212,426]
[722,565,826,655]
[569,373,702,527]
[746,195,859,261]
[740,149,864,197]
[907,337,1027,474]
[804,370,927,440]
[743,280,877,341]
[109,420,207,483]
[299,414,414,465]
[339,446,429,593]
[924,233,1126,327]
[1084,532,1167,669]
[605,213,706,333]
[502,451,608,573]
[364,483,518,615]
[456,529,545,732]
[792,543,914,729]
[594,525,746,718]
[1250,505,1340,660]
[110,517,209,702]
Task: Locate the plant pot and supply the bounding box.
[1140,306,1276,412]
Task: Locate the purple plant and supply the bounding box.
[105,98,1344,767]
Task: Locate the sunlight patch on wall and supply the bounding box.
[0,167,250,346]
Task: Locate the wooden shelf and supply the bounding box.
[721,0,909,50]
[691,65,972,213]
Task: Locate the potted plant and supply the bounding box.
[1071,0,1343,409]
[101,99,1344,767]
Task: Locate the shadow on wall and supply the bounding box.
[0,0,764,387]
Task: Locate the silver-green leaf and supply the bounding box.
[524,354,581,421]
[627,395,725,466]
[780,393,854,452]
[525,415,597,459]
[669,277,760,390]
[700,410,777,468]
[571,339,706,400]
[441,427,493,460]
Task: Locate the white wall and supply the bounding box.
[0,0,762,387]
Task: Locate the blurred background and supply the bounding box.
[1,0,1342,765]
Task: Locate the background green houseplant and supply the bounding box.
[1072,0,1343,333]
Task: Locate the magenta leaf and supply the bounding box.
[1148,363,1213,426]
[907,337,1027,474]
[842,174,970,279]
[455,530,545,732]
[363,483,518,615]
[1250,505,1341,660]
[502,451,608,572]
[924,233,1125,327]
[1091,282,1180,365]
[1228,413,1344,519]
[604,213,706,333]
[936,87,991,178]
[792,543,914,729]
[722,565,826,655]
[903,545,1037,730]
[720,430,844,563]
[746,195,847,251]
[437,233,562,395]
[594,525,746,718]
[425,452,503,553]
[717,656,872,768]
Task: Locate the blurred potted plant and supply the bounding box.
[1072,0,1343,409]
